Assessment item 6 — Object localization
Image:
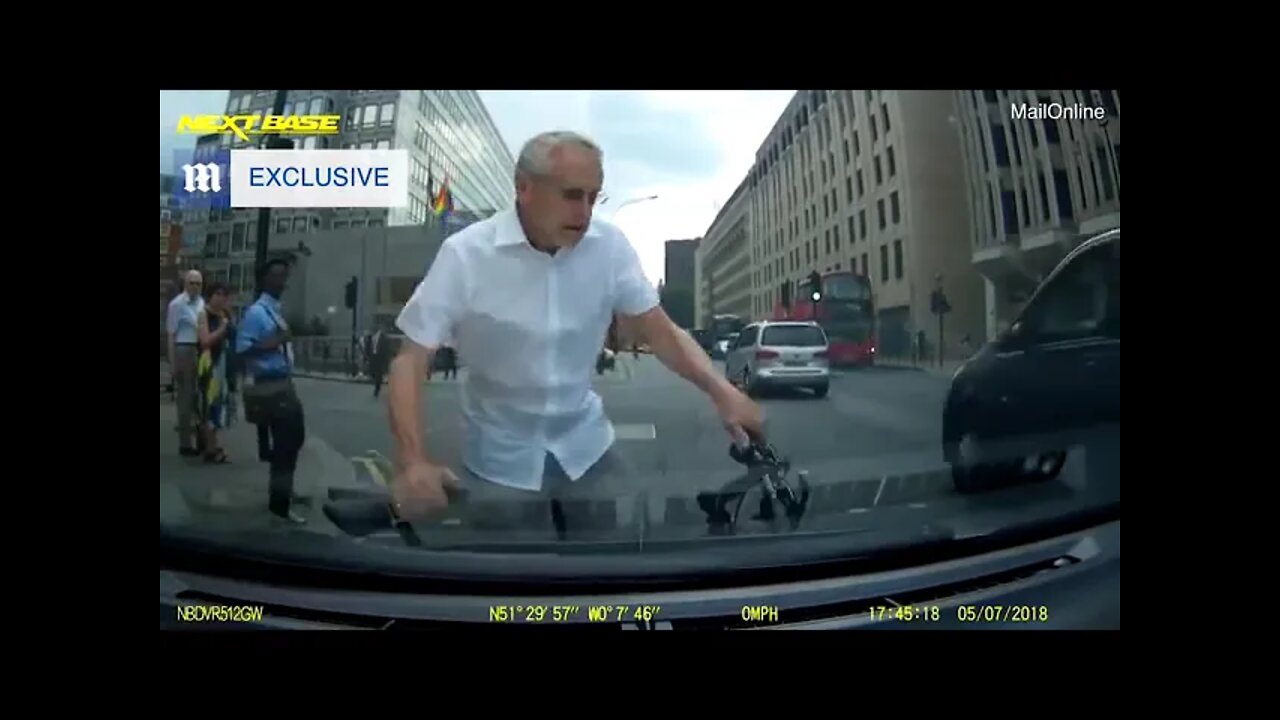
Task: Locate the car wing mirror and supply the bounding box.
[999,321,1026,350]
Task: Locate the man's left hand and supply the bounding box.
[712,382,765,445]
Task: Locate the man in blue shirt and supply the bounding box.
[236,258,307,524]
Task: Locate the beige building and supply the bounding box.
[953,90,1121,340]
[744,90,983,358]
[695,176,752,328]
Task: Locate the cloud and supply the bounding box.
[479,90,796,284]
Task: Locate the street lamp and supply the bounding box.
[605,194,659,221]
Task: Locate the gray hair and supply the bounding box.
[515,131,602,182]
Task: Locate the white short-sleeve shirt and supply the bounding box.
[396,208,660,491]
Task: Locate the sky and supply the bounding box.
[159,90,796,284]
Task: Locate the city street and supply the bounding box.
[299,354,954,495]
[161,352,1115,546]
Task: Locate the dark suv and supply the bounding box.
[943,229,1120,493]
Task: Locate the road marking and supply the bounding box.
[352,456,388,487]
[908,502,928,509]
[873,477,887,506]
[846,507,870,514]
[615,423,657,441]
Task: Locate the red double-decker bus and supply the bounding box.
[773,271,876,367]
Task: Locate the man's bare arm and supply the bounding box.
[629,307,733,399]
[627,306,764,443]
[388,339,435,466]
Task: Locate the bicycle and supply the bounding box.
[322,439,810,544]
[696,440,810,535]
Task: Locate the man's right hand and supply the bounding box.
[392,459,462,520]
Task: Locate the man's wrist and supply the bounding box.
[705,375,736,405]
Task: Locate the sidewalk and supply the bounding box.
[159,396,360,535]
[871,356,966,378]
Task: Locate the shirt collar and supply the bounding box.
[495,207,603,251]
[256,293,282,312]
[494,207,529,248]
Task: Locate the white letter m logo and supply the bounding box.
[182,163,222,193]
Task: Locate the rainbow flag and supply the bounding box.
[432,175,453,218]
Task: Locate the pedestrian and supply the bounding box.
[386,130,764,530]
[441,344,458,380]
[167,270,205,457]
[370,321,392,397]
[237,258,307,525]
[196,281,235,463]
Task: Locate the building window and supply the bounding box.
[871,115,878,143]
[843,140,850,164]
[866,90,873,103]
[1076,165,1088,209]
[834,223,841,250]
[849,216,856,244]
[882,103,891,133]
[1020,185,1029,224]
[991,124,1010,167]
[825,229,831,254]
[879,245,889,283]
[363,105,377,128]
[1001,190,1018,233]
[893,239,903,280]
[823,195,829,218]
[831,188,838,213]
[276,218,289,234]
[1096,145,1115,201]
[376,139,391,150]
[891,191,900,224]
[861,253,868,276]
[853,131,860,157]
[231,222,246,252]
[1038,173,1051,220]
[846,177,853,203]
[381,102,395,126]
[877,199,886,230]
[856,170,864,196]
[859,209,866,238]
[1053,169,1074,220]
[805,244,810,264]
[875,156,883,185]
[1043,119,1060,144]
[308,97,323,115]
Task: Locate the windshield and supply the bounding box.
[761,325,826,347]
[823,274,872,301]
[160,89,1120,584]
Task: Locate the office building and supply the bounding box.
[178,90,515,323]
[953,90,1121,339]
[662,238,701,328]
[695,176,752,327]
[746,90,983,358]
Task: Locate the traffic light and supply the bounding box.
[808,271,823,302]
[344,276,358,309]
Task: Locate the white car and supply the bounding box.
[725,321,830,398]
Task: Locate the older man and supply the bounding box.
[387,130,764,523]
[167,270,205,456]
